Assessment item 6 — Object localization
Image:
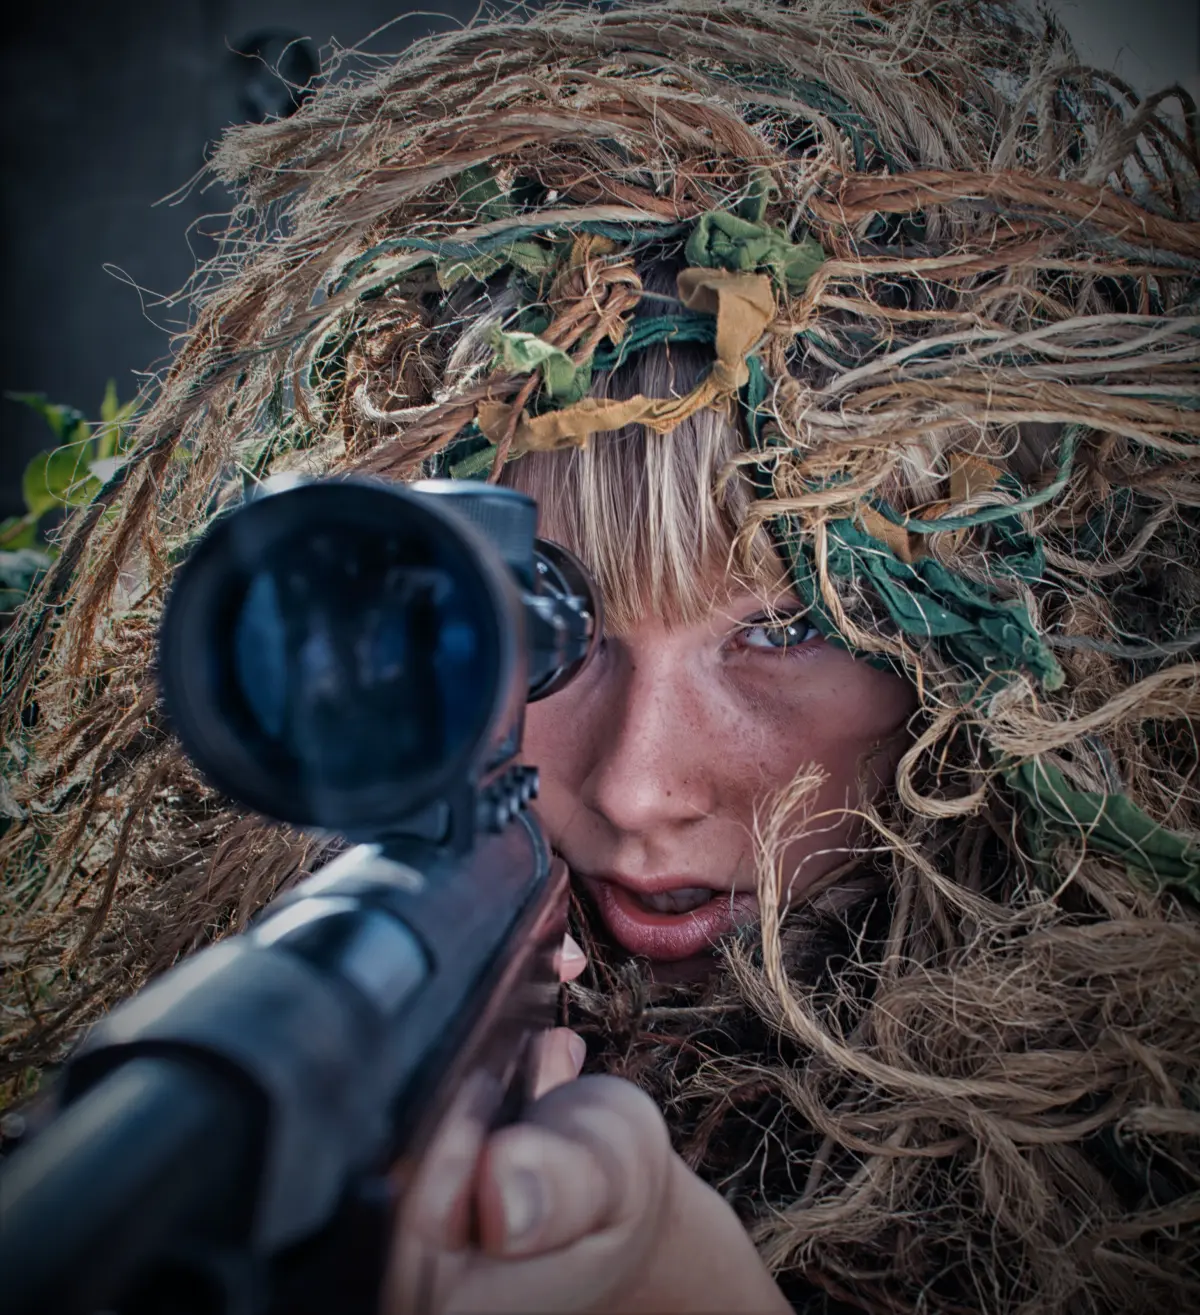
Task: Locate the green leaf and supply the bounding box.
[95,426,117,461]
[52,440,95,493]
[0,516,37,550]
[114,400,138,450]
[96,381,120,457]
[63,475,102,507]
[22,452,56,518]
[97,409,137,459]
[100,379,120,425]
[96,382,138,458]
[7,392,89,443]
[22,442,95,516]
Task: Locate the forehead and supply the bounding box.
[536,488,789,633]
[501,432,785,634]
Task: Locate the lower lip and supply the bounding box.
[589,880,759,960]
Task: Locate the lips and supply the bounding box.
[585,876,759,961]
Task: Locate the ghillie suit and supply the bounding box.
[3,2,1199,1311]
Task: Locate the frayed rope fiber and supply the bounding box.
[3,3,1200,1312]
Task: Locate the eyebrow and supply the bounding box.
[713,591,806,628]
[723,588,805,613]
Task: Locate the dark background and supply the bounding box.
[2,0,1197,516]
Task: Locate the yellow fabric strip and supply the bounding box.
[476,267,775,452]
[859,453,1003,564]
[859,506,919,564]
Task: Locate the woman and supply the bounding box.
[2,3,1198,1312]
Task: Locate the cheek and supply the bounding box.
[522,697,578,776]
[743,657,914,894]
[521,692,594,834]
[736,653,915,800]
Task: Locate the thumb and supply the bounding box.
[444,1077,676,1313]
[476,1075,673,1259]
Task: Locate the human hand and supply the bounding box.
[385,934,790,1315]
[525,931,591,1100]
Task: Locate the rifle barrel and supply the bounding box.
[0,1056,254,1315]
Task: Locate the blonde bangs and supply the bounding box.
[499,345,780,633]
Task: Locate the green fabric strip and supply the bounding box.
[489,329,587,400]
[447,440,499,479]
[453,164,515,221]
[873,428,1080,535]
[779,511,1064,689]
[490,311,720,413]
[333,220,689,295]
[591,313,715,371]
[1005,757,1200,895]
[685,209,826,290]
[714,66,901,172]
[736,168,777,224]
[746,404,1062,690]
[439,239,565,290]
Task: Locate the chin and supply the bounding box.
[646,953,721,984]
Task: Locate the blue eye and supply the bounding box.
[740,614,820,652]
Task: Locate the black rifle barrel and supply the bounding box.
[0,1056,253,1315]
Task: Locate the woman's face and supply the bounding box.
[524,571,916,969]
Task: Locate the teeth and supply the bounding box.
[637,886,715,914]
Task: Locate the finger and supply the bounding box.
[399,1072,494,1251]
[477,1075,672,1258]
[553,932,587,983]
[529,1027,586,1100]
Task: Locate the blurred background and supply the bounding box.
[1,0,1198,518]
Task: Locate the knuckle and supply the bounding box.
[582,1074,670,1139]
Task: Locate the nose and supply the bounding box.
[581,641,716,837]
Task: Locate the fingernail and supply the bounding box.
[565,1030,587,1072]
[499,1166,543,1247]
[561,933,586,968]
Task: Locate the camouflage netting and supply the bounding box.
[2,2,1200,1312]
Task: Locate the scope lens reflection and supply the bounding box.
[226,524,488,801]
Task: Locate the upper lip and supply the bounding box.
[586,872,730,896]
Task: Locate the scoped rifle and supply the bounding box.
[0,478,602,1315]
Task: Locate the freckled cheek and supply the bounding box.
[734,698,903,898]
[807,664,913,735]
[522,696,594,835]
[794,656,914,738]
[738,671,914,805]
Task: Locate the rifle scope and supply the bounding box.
[158,478,602,840]
[0,479,601,1315]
